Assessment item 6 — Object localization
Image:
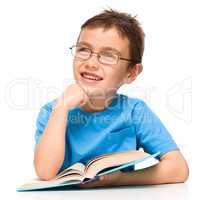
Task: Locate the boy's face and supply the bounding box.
[73,27,137,97]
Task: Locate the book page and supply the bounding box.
[17,174,84,191]
[134,156,159,170]
[54,163,85,180]
[85,153,114,169]
[85,151,150,179]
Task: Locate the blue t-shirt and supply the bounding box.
[34,93,179,172]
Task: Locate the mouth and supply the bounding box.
[80,72,103,83]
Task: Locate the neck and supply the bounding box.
[80,93,116,113]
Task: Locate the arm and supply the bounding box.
[34,100,69,181]
[116,150,189,185]
[34,84,89,181]
[79,150,189,188]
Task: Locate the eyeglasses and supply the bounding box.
[69,45,134,65]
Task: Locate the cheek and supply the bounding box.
[105,70,126,86]
[73,58,83,67]
[73,60,81,77]
[73,59,78,70]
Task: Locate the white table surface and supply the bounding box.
[14,183,195,200]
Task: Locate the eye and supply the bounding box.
[76,46,90,54]
[101,51,118,59]
[100,51,118,63]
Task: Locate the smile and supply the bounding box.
[80,72,103,83]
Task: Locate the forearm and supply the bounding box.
[116,154,189,186]
[34,105,68,181]
[79,152,188,189]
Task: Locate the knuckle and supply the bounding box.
[100,175,108,182]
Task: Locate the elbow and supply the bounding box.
[162,151,189,184]
[173,160,189,183]
[36,170,56,181]
[35,167,57,181]
[178,164,189,183]
[33,159,57,181]
[175,172,189,183]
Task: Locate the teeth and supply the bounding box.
[82,73,102,81]
[84,75,99,80]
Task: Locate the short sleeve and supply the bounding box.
[34,100,55,147]
[133,101,179,160]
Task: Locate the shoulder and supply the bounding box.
[37,98,57,119]
[40,99,56,111]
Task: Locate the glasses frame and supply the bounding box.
[69,45,135,65]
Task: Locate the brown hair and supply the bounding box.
[81,9,145,67]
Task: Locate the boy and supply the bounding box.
[34,9,189,188]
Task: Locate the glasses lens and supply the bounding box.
[71,46,91,60]
[99,52,118,65]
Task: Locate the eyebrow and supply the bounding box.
[77,41,121,55]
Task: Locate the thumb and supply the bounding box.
[79,92,89,107]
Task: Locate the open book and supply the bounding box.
[17,150,160,191]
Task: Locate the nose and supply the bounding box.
[84,53,100,70]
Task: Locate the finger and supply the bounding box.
[80,175,111,189]
[76,81,89,96]
[79,177,101,189]
[99,173,121,185]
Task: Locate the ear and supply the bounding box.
[124,63,143,84]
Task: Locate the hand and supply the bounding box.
[78,172,123,189]
[54,83,89,111]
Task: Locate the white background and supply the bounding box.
[0,0,196,199]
